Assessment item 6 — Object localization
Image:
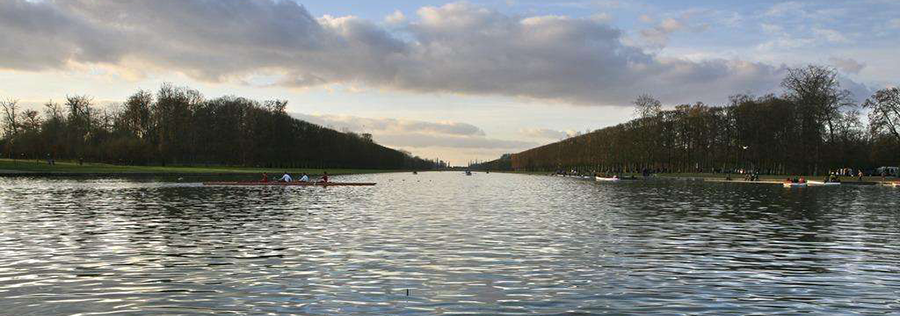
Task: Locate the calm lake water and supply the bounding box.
[1,172,899,315]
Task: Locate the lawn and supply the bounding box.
[0,159,398,175]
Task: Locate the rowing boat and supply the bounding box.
[807,181,841,186]
[595,176,620,182]
[203,181,375,186]
[783,182,808,188]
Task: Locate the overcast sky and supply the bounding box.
[2,0,898,165]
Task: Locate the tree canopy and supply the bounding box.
[1,84,439,170]
[476,66,898,175]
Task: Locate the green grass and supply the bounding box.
[490,170,896,183]
[0,159,400,175]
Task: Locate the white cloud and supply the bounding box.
[766,2,805,17]
[375,133,536,149]
[813,28,849,43]
[638,14,653,23]
[761,23,783,34]
[0,0,816,105]
[890,18,900,29]
[385,10,406,24]
[519,128,571,140]
[289,113,535,151]
[291,113,485,136]
[829,57,866,74]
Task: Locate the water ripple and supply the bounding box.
[1,173,899,315]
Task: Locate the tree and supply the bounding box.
[1,99,19,137]
[864,87,900,143]
[633,94,662,118]
[1,99,20,159]
[781,65,855,143]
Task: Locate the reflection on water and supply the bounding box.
[1,173,899,315]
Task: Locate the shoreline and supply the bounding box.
[0,159,407,178]
[491,170,895,185]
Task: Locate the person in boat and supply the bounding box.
[829,174,840,183]
[318,171,329,183]
[261,173,269,182]
[298,173,310,182]
[278,172,293,182]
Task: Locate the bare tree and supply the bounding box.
[864,87,900,142]
[781,65,855,143]
[22,109,41,131]
[1,99,19,137]
[633,94,662,118]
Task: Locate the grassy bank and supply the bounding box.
[0,159,400,176]
[490,170,896,183]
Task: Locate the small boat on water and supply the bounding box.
[203,181,375,186]
[783,182,808,188]
[595,176,620,182]
[808,181,841,186]
[881,181,900,187]
[465,171,472,176]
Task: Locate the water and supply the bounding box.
[1,172,899,315]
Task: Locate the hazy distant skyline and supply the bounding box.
[2,0,898,164]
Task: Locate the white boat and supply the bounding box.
[881,182,900,187]
[783,182,808,188]
[808,181,841,186]
[595,176,620,182]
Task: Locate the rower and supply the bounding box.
[298,173,310,182]
[319,171,329,183]
[261,173,269,182]
[278,172,293,182]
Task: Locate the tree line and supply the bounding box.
[0,84,441,170]
[477,65,900,176]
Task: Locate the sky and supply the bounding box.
[1,0,898,165]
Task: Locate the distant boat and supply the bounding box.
[595,176,620,182]
[412,171,418,175]
[465,170,472,176]
[808,180,840,186]
[783,182,808,188]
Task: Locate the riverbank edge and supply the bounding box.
[0,161,408,178]
[491,170,895,185]
[0,171,400,178]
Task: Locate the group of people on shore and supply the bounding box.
[260,171,328,183]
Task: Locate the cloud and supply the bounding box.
[291,113,485,136]
[375,133,537,149]
[0,0,817,105]
[519,128,572,140]
[639,12,711,49]
[289,113,535,150]
[766,2,805,17]
[812,28,849,43]
[829,57,866,74]
[890,18,900,29]
[385,10,406,24]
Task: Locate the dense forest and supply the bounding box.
[477,65,900,176]
[0,84,440,170]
